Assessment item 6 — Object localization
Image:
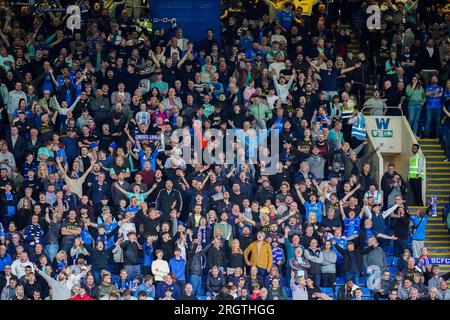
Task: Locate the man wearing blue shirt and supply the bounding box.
[410,205,430,259]
[245,41,265,62]
[276,2,295,32]
[169,248,186,288]
[425,76,443,138]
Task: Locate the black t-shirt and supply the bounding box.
[61,218,81,242]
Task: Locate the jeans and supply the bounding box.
[345,272,360,285]
[444,132,450,158]
[425,108,442,138]
[124,264,141,279]
[407,102,422,135]
[93,269,102,283]
[60,240,74,256]
[189,274,203,296]
[409,177,423,206]
[321,273,336,289]
[45,244,59,262]
[257,267,268,279]
[394,238,409,257]
[312,274,321,287]
[412,240,425,259]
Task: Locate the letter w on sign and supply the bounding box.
[375,118,390,130]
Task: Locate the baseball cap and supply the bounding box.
[109,142,118,150]
[102,206,110,211]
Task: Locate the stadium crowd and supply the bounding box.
[0,0,450,301]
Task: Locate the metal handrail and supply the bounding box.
[360,105,404,116]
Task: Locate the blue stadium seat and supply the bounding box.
[284,286,292,297]
[386,256,394,266]
[388,266,398,275]
[197,296,208,300]
[361,287,372,297]
[384,246,395,255]
[390,257,399,266]
[357,277,367,287]
[320,287,335,298]
[336,277,345,286]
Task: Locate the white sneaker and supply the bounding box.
[432,213,437,217]
[444,159,449,162]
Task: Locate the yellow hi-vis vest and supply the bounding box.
[408,153,425,179]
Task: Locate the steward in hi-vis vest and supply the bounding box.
[408,144,425,206]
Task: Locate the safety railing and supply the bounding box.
[360,105,404,116]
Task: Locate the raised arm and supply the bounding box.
[295,185,306,204]
[341,62,361,74]
[68,96,81,112]
[305,56,320,73]
[52,96,64,113]
[144,183,158,196]
[382,203,399,219]
[277,210,295,225]
[114,183,129,196]
[241,213,256,227]
[363,205,372,220]
[80,156,96,180]
[177,49,190,69]
[339,201,346,221]
[341,183,361,203]
[55,157,68,178]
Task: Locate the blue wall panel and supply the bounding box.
[151,0,221,46]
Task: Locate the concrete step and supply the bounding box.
[424,156,446,160]
[425,160,450,165]
[427,222,448,226]
[425,241,450,245]
[426,193,450,198]
[426,167,450,172]
[426,234,450,238]
[427,171,450,176]
[418,138,439,142]
[425,187,450,192]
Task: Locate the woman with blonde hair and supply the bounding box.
[397,249,412,271]
[52,250,68,274]
[304,212,322,237]
[227,239,244,275]
[37,161,49,180]
[70,237,89,262]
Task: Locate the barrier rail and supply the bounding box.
[361,105,404,116]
